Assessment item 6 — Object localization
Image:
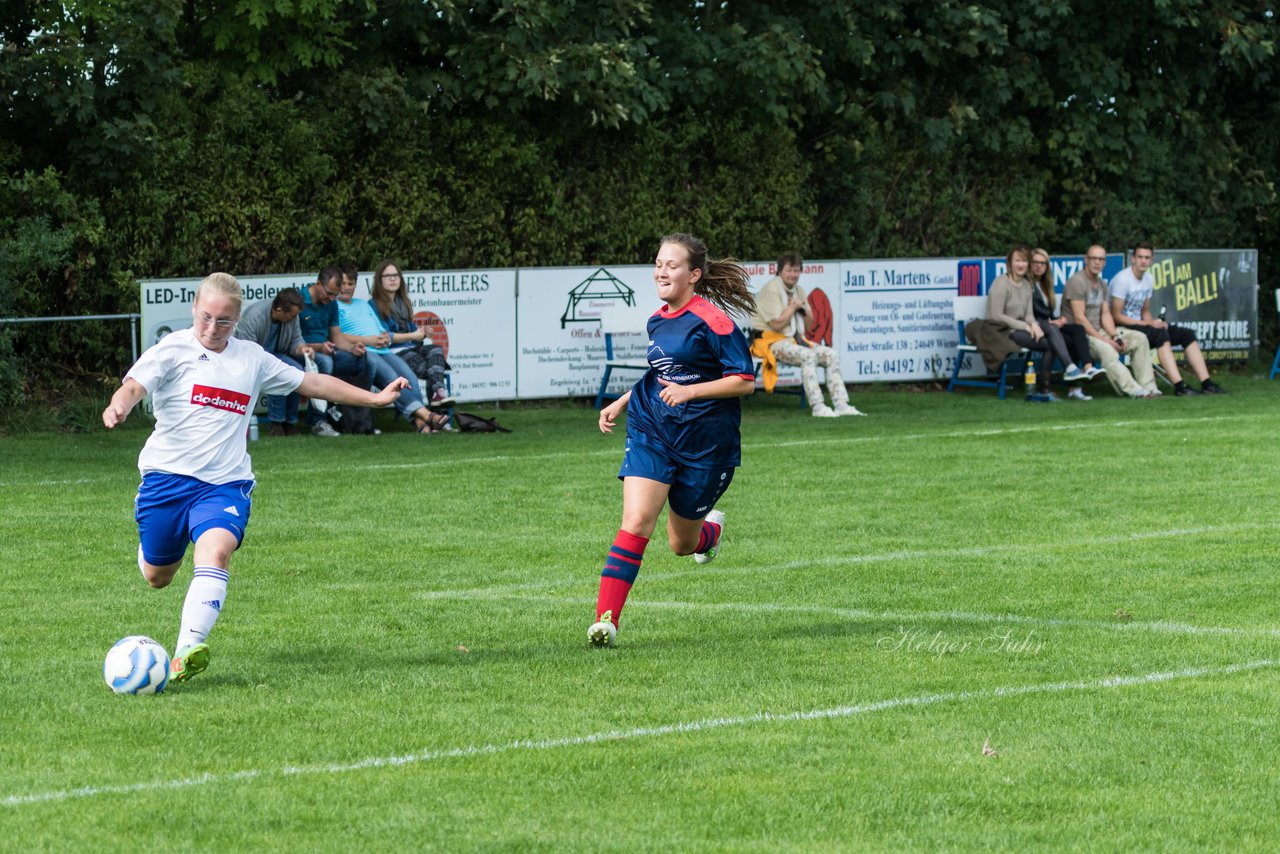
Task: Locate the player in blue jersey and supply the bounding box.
[589,233,757,647]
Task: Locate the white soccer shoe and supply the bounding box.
[588,611,617,647]
[694,509,724,565]
[833,403,865,416]
[812,403,837,417]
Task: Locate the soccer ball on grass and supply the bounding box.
[103,635,170,695]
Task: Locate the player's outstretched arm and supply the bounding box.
[599,390,631,434]
[298,373,408,409]
[102,379,147,429]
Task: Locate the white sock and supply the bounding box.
[176,566,228,652]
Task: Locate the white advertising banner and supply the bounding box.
[140,247,1228,401]
[516,264,655,399]
[140,274,313,351]
[139,269,517,402]
[838,258,960,382]
[396,268,517,402]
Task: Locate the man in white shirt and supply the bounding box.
[1110,241,1226,396]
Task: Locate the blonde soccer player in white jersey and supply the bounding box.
[103,272,408,684]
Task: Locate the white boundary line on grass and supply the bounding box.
[3,658,1275,808]
[356,413,1253,470]
[410,520,1274,604]
[760,413,1251,450]
[0,413,1257,487]
[646,521,1272,581]
[453,592,1280,640]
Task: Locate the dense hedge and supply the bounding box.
[2,1,1277,410]
[105,84,819,275]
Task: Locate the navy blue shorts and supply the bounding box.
[618,430,735,520]
[134,473,254,566]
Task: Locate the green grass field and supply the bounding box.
[2,377,1278,851]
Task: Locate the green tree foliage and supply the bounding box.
[0,165,116,403]
[105,79,349,277]
[194,0,360,85]
[1,0,185,176]
[1,0,1277,408]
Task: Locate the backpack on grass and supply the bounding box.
[455,412,511,433]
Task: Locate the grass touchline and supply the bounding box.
[6,658,1273,810]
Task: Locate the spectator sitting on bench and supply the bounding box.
[368,260,456,412]
[748,252,862,417]
[986,245,1091,400]
[1061,245,1157,399]
[298,267,368,436]
[1029,247,1104,401]
[1109,241,1227,396]
[338,266,449,435]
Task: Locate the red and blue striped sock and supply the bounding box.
[596,529,648,626]
[696,518,721,554]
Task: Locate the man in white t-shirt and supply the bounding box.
[103,273,407,686]
[1110,241,1226,396]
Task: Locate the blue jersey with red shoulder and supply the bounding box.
[626,295,755,468]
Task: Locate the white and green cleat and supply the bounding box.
[694,509,724,565]
[170,643,210,684]
[588,611,617,647]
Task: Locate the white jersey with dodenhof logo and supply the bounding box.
[126,329,304,483]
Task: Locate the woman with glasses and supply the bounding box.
[1029,248,1104,400]
[986,245,1088,400]
[102,273,408,686]
[367,260,453,433]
